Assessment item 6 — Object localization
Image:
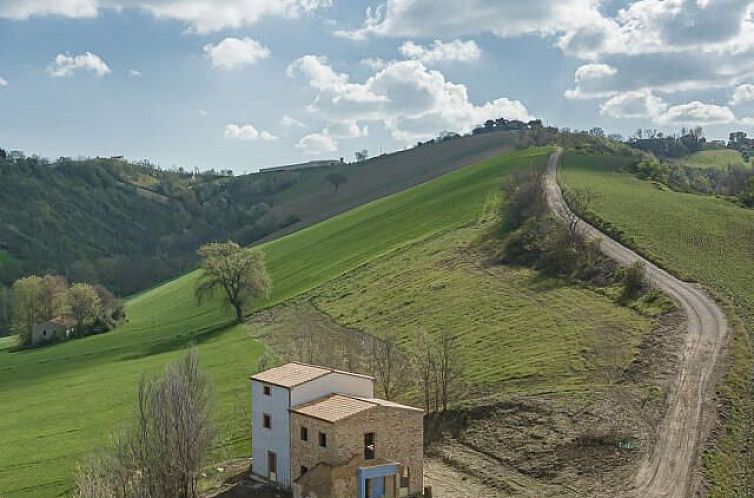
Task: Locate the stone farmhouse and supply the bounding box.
[31,317,73,346]
[250,362,424,498]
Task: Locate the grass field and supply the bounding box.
[312,225,652,391]
[1,147,566,497]
[560,152,754,496]
[682,149,747,169]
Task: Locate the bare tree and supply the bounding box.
[435,329,463,412]
[369,330,404,401]
[564,187,598,242]
[410,329,435,413]
[75,349,216,498]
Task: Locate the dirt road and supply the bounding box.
[543,149,728,498]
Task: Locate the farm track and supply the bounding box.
[544,149,728,497]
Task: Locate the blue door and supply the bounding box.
[368,477,385,498]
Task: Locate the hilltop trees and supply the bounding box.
[196,241,272,322]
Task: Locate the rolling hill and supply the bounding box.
[0,146,658,497]
[0,131,521,301]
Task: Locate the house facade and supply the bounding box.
[250,362,424,498]
[31,317,72,345]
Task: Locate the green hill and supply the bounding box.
[0,147,656,497]
[0,131,520,302]
[560,152,754,496]
[682,149,747,169]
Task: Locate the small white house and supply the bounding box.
[249,362,375,487]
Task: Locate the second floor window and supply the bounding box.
[300,426,308,441]
[319,432,327,448]
[263,413,271,429]
[263,385,271,396]
[364,432,375,460]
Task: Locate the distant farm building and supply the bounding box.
[31,317,73,346]
[250,362,424,498]
[260,159,344,173]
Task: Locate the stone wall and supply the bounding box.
[290,405,424,498]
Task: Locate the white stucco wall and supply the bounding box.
[251,380,291,487]
[290,372,374,407]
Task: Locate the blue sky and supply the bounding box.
[2,0,754,172]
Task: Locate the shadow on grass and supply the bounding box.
[121,318,238,362]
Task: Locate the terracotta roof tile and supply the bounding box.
[250,362,374,389]
[291,394,375,422]
[250,363,331,388]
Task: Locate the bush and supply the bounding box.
[621,262,648,301]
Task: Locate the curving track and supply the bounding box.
[543,149,728,498]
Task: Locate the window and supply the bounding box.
[300,426,308,441]
[364,432,375,460]
[300,466,308,477]
[263,385,271,396]
[318,431,327,448]
[263,413,271,429]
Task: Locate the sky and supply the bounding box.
[2,0,754,172]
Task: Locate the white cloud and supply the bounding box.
[0,77,7,87]
[360,57,387,71]
[280,114,305,127]
[129,69,141,77]
[0,0,99,19]
[198,109,209,117]
[296,132,338,155]
[656,101,736,125]
[47,52,111,78]
[338,0,602,41]
[731,84,754,105]
[287,55,531,142]
[203,37,270,70]
[399,39,481,65]
[1,0,332,34]
[224,123,278,141]
[325,121,368,138]
[599,90,667,118]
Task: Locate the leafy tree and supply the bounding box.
[325,172,348,192]
[196,242,271,322]
[39,275,67,321]
[0,148,6,160]
[67,283,102,336]
[11,276,44,345]
[354,149,369,162]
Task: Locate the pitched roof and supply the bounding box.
[290,393,424,423]
[250,362,374,389]
[291,394,376,423]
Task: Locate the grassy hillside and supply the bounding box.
[0,146,544,497]
[560,152,754,496]
[682,149,747,169]
[0,131,519,299]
